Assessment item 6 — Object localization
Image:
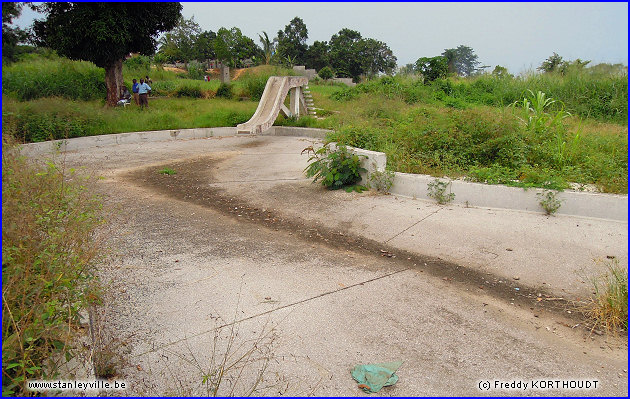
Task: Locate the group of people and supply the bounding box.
[119,75,152,108]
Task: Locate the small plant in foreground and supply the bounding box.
[302,144,367,192]
[368,168,395,192]
[583,259,628,332]
[510,89,571,134]
[159,167,177,175]
[537,189,563,215]
[427,178,455,204]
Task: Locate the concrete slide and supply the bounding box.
[237,76,308,134]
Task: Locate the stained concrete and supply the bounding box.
[24,134,627,396]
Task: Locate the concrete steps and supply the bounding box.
[304,85,316,116]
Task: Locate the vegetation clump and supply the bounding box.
[583,259,628,332]
[303,144,367,192]
[427,178,455,204]
[2,140,105,396]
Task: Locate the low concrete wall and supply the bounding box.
[20,127,238,156]
[292,66,318,80]
[341,144,627,221]
[390,173,627,221]
[332,77,356,87]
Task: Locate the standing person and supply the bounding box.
[138,78,151,109]
[145,75,153,85]
[132,78,139,105]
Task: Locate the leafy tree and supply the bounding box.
[2,2,29,62]
[328,29,397,82]
[258,31,275,65]
[194,30,217,62]
[491,65,512,78]
[538,52,563,73]
[328,28,364,81]
[442,45,480,76]
[157,16,201,66]
[415,56,448,83]
[214,27,261,68]
[588,62,627,77]
[397,63,416,76]
[318,66,334,81]
[305,40,329,71]
[359,38,397,77]
[33,2,182,106]
[558,58,590,75]
[276,16,308,65]
[441,48,457,74]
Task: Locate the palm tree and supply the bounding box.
[258,31,275,65]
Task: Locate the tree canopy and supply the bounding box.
[441,45,480,76]
[33,2,182,106]
[214,27,261,68]
[33,2,181,69]
[157,16,202,65]
[327,29,396,81]
[305,40,329,72]
[2,2,29,62]
[415,56,448,83]
[538,52,563,73]
[275,16,308,66]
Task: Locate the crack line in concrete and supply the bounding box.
[133,267,412,357]
[384,208,442,244]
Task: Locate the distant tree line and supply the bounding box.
[3,2,626,106]
[154,16,397,82]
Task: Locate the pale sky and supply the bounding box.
[14,2,628,74]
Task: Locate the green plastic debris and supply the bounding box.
[351,361,403,393]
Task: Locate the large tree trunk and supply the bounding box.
[104,59,124,107]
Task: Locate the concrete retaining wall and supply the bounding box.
[389,172,627,221]
[345,146,627,221]
[293,66,318,80]
[19,127,627,221]
[332,77,356,87]
[20,127,238,157]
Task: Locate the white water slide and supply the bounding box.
[237,76,309,134]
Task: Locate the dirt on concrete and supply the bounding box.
[123,154,598,331]
[32,134,626,395]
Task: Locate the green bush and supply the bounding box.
[328,73,627,124]
[318,66,334,81]
[216,83,233,99]
[173,85,204,98]
[186,61,206,80]
[241,75,268,100]
[123,54,152,73]
[303,144,367,191]
[149,80,177,96]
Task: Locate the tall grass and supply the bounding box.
[584,259,628,332]
[2,138,105,396]
[334,72,628,124]
[2,57,106,101]
[2,96,257,142]
[319,85,627,193]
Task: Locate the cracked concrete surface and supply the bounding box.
[30,134,627,396]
